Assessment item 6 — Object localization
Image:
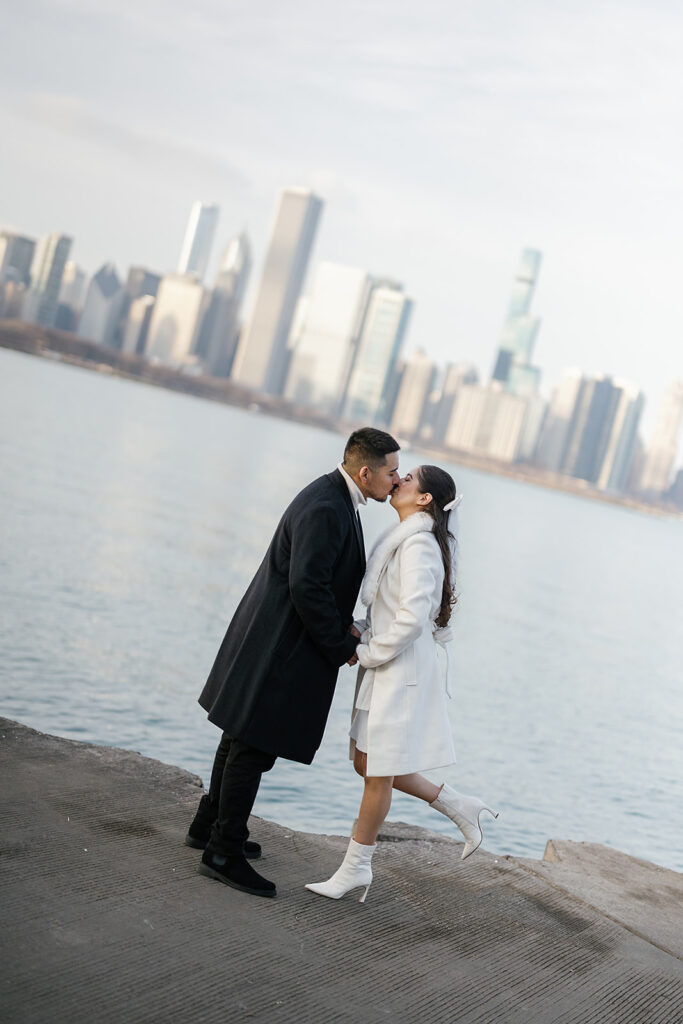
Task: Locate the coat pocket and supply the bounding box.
[396,645,417,685]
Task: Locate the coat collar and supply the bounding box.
[361,512,433,607]
[327,469,366,572]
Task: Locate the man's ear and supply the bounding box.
[358,465,370,485]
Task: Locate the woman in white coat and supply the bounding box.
[306,465,497,903]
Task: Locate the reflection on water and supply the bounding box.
[1,348,682,871]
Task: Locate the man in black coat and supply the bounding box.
[187,427,400,897]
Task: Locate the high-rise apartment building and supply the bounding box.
[177,202,219,281]
[196,232,252,376]
[232,188,323,395]
[390,349,438,439]
[492,249,543,395]
[146,273,207,365]
[284,261,371,413]
[78,264,125,347]
[27,233,72,327]
[639,381,683,496]
[342,282,413,424]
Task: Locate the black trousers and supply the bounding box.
[195,733,276,856]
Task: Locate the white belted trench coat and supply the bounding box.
[351,511,457,777]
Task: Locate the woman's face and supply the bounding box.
[390,467,432,516]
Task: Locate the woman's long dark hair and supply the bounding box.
[416,465,457,627]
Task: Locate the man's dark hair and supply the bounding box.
[343,427,400,470]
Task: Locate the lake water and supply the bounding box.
[1,347,682,871]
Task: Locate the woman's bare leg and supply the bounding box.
[354,775,394,845]
[393,772,441,804]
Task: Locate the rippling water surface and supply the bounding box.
[1,348,682,871]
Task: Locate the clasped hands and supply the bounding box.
[347,623,361,666]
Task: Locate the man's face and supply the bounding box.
[362,452,401,502]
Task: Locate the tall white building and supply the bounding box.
[390,349,437,439]
[58,261,87,311]
[342,283,413,424]
[146,274,208,365]
[429,363,479,445]
[121,295,155,355]
[78,264,124,347]
[639,381,683,496]
[197,232,252,376]
[177,202,220,281]
[535,370,585,472]
[27,233,72,327]
[232,188,323,395]
[444,385,529,463]
[284,261,371,413]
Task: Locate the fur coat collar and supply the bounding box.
[360,512,434,607]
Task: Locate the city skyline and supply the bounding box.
[2,1,683,439]
[2,200,681,485]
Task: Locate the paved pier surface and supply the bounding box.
[1,718,681,1024]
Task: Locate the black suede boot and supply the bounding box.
[185,797,262,858]
[199,849,276,898]
[185,821,262,859]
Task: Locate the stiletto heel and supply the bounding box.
[430,784,499,860]
[306,838,376,901]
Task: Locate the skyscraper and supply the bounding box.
[430,363,479,445]
[342,282,413,423]
[58,261,87,310]
[390,349,438,439]
[196,232,252,376]
[560,376,622,483]
[492,249,543,392]
[444,384,529,463]
[121,295,155,355]
[595,382,644,494]
[284,261,371,413]
[535,370,585,472]
[78,264,125,347]
[639,381,683,496]
[232,188,323,395]
[0,231,36,285]
[27,233,72,327]
[146,273,207,364]
[177,202,220,281]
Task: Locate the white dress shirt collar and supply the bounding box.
[337,462,367,511]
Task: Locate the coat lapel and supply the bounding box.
[327,470,366,574]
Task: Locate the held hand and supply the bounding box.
[347,623,361,664]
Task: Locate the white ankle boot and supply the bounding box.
[430,783,499,860]
[305,838,375,902]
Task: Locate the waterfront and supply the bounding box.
[1,346,682,870]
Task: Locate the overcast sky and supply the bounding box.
[2,0,683,437]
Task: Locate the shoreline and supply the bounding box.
[2,319,681,522]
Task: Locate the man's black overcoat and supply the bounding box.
[199,469,366,763]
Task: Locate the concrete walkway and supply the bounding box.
[1,718,681,1024]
